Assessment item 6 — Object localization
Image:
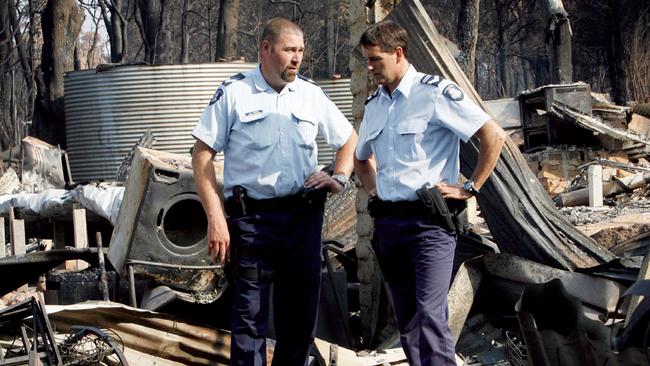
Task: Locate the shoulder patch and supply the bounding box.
[221,73,246,87]
[420,74,443,86]
[209,88,224,105]
[442,83,465,101]
[365,89,380,105]
[298,74,318,86]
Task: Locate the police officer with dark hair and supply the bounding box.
[192,17,357,366]
[354,20,506,366]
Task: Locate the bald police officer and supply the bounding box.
[354,21,506,366]
[192,18,357,366]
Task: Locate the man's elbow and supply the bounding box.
[494,124,506,149]
[191,140,215,168]
[480,120,507,149]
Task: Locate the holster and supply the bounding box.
[416,186,458,232]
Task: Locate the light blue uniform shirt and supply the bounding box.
[356,65,491,202]
[193,66,353,199]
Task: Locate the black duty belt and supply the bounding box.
[225,190,326,216]
[368,196,466,224]
[368,199,428,218]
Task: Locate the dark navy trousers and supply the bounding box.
[373,214,457,366]
[227,207,323,366]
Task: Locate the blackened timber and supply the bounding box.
[388,0,614,269]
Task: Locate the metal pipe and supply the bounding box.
[128,264,137,308]
[554,171,650,207]
[126,259,222,270]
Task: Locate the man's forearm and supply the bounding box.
[471,120,506,190]
[192,141,226,221]
[332,131,358,177]
[354,156,377,194]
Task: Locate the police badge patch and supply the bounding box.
[209,89,223,105]
[442,84,464,101]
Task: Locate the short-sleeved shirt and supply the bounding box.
[192,66,353,199]
[355,65,491,202]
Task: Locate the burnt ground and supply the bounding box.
[559,196,650,252]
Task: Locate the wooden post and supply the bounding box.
[0,217,5,258]
[588,165,603,207]
[466,196,479,225]
[72,203,88,270]
[96,232,110,301]
[9,207,26,256]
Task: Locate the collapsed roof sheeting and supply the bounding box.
[550,101,650,148]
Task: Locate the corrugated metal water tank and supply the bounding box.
[64,63,354,182]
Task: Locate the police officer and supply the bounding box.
[354,21,506,366]
[191,18,357,366]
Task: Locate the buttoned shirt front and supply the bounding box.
[356,65,491,201]
[193,66,353,199]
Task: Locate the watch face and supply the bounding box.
[464,180,477,195]
[333,175,347,186]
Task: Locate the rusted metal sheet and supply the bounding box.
[47,302,231,365]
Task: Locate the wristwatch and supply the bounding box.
[463,179,479,196]
[331,174,348,187]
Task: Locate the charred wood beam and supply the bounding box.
[388,0,613,269]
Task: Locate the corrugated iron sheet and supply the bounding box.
[64,64,353,181]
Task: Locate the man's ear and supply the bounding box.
[395,47,404,62]
[261,40,271,55]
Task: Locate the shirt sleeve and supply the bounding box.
[433,80,491,142]
[355,115,372,160]
[316,92,353,149]
[191,86,230,153]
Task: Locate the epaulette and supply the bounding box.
[420,74,443,87]
[210,73,246,105]
[298,74,318,86]
[365,89,380,105]
[221,73,246,87]
[298,74,332,99]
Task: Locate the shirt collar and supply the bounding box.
[252,65,297,93]
[379,64,416,100]
[394,64,416,98]
[251,66,271,92]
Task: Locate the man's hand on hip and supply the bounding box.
[304,171,344,193]
[437,182,473,200]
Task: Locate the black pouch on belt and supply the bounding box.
[416,185,456,232]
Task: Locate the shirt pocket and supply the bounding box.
[236,110,275,149]
[291,109,319,148]
[396,118,429,161]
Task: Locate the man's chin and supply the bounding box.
[282,70,297,82]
